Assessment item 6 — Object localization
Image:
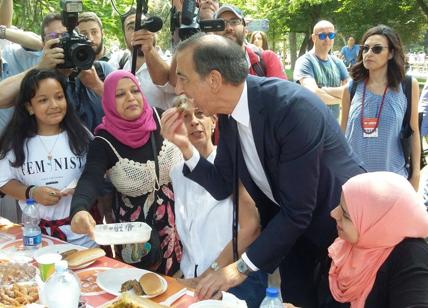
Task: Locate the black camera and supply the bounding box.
[56,0,95,70]
[171,0,225,41]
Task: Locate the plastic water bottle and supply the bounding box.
[44,260,80,308]
[259,288,283,308]
[22,198,41,250]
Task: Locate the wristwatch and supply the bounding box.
[0,25,6,40]
[236,258,252,276]
[210,261,220,272]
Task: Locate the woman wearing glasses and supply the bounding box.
[341,25,420,190]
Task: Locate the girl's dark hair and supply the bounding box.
[0,69,92,167]
[350,25,405,90]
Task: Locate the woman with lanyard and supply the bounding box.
[341,25,420,190]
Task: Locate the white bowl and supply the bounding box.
[93,222,152,245]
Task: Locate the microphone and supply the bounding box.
[181,0,195,25]
[141,16,163,32]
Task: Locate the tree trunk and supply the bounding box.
[416,0,428,18]
[299,32,310,57]
[289,31,297,70]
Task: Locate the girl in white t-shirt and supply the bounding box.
[0,69,94,247]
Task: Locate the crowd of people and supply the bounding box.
[1,0,428,307]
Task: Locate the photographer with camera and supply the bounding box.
[109,8,176,110]
[77,12,110,62]
[0,9,114,133]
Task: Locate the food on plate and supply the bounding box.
[60,249,78,259]
[0,283,38,306]
[120,279,144,296]
[0,262,36,285]
[174,95,190,113]
[107,292,167,308]
[65,248,105,269]
[139,273,164,296]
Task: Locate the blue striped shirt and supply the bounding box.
[345,80,408,176]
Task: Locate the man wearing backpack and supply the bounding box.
[108,8,176,110]
[214,5,287,80]
[294,20,348,121]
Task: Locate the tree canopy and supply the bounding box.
[8,0,428,53]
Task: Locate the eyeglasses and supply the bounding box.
[223,18,243,27]
[44,32,66,41]
[362,45,389,54]
[317,32,336,40]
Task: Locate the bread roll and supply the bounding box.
[139,273,164,296]
[65,248,105,269]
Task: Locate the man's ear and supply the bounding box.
[209,70,222,93]
[311,33,316,44]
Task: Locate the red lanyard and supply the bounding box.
[360,79,388,134]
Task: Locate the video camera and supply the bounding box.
[171,0,225,41]
[56,0,95,70]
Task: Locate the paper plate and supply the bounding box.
[96,268,167,298]
[33,243,85,260]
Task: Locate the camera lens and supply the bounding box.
[70,43,95,70]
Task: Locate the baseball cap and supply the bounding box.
[214,4,244,20]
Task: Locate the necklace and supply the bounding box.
[38,132,61,162]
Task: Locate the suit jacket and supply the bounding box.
[184,75,364,273]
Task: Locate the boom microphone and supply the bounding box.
[141,16,163,32]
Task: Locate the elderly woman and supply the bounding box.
[329,172,428,307]
[70,70,182,275]
[170,103,267,307]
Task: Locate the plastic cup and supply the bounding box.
[35,253,62,281]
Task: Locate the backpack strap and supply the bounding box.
[118,51,130,70]
[93,61,106,82]
[349,80,358,101]
[402,75,413,128]
[249,46,267,77]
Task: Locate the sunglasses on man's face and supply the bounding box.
[362,45,389,54]
[317,32,336,40]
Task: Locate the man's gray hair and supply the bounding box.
[176,33,248,85]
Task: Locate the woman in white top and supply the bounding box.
[170,104,267,308]
[0,69,94,247]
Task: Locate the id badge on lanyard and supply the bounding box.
[362,117,378,138]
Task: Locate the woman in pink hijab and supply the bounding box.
[69,70,183,275]
[329,171,428,307]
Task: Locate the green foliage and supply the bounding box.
[9,0,428,53]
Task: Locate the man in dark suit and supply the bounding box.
[161,33,364,307]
